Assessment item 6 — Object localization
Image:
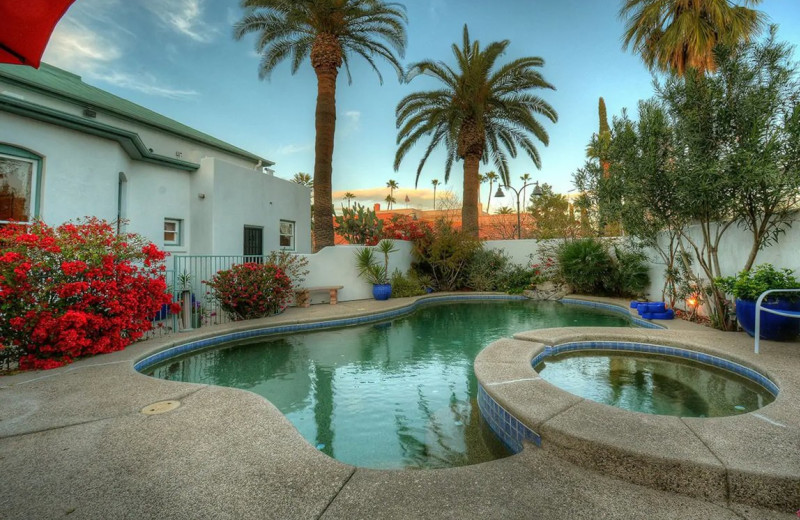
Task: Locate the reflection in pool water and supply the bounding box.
[148,300,632,469]
[535,352,775,417]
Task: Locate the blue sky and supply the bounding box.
[44,0,800,210]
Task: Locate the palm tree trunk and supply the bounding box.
[486,179,493,214]
[462,154,481,237]
[312,67,338,251]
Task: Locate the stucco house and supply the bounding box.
[0,63,311,260]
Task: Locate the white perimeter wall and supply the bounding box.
[646,220,800,302]
[297,241,414,303]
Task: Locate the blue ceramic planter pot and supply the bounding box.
[735,298,800,341]
[372,283,392,301]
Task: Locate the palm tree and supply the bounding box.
[431,179,440,210]
[292,172,313,187]
[395,25,558,237]
[495,206,514,215]
[484,171,498,214]
[620,0,765,76]
[343,191,356,208]
[386,179,399,202]
[384,194,396,210]
[234,1,407,251]
[520,173,532,203]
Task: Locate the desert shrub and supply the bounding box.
[390,269,427,298]
[206,263,293,320]
[609,246,650,297]
[557,238,614,294]
[499,265,537,294]
[0,218,174,371]
[465,248,511,291]
[412,220,481,291]
[334,203,383,245]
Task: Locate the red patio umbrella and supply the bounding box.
[0,0,77,68]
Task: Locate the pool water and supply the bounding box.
[147,300,631,469]
[535,352,775,417]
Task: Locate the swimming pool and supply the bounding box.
[144,299,634,469]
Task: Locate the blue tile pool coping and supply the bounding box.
[477,384,541,453]
[134,295,646,372]
[530,341,779,397]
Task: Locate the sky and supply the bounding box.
[43,0,800,211]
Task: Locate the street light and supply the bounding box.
[495,181,542,239]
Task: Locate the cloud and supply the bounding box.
[273,143,313,155]
[45,18,122,67]
[96,71,200,99]
[43,2,200,100]
[144,0,217,43]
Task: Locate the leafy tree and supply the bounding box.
[527,183,577,239]
[395,25,557,237]
[234,0,407,251]
[577,30,800,328]
[620,0,766,76]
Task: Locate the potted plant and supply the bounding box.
[355,239,397,300]
[716,264,800,341]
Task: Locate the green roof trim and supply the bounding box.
[0,63,273,167]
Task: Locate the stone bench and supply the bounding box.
[295,286,343,308]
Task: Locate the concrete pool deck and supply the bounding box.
[1,294,798,519]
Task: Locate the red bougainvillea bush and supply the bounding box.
[205,262,293,321]
[0,218,175,371]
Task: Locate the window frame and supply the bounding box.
[163,218,182,246]
[0,144,43,225]
[279,219,295,251]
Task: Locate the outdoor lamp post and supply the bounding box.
[495,181,542,239]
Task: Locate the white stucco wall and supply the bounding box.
[646,220,800,302]
[298,241,414,303]
[205,157,312,255]
[1,99,311,258]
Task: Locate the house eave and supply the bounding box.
[0,94,200,171]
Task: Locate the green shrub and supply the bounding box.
[465,248,511,291]
[557,238,614,294]
[500,265,536,294]
[609,246,650,297]
[390,269,427,298]
[412,220,481,291]
[716,264,800,301]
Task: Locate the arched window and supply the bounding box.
[0,144,42,225]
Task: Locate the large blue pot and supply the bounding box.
[735,298,800,341]
[372,283,392,301]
